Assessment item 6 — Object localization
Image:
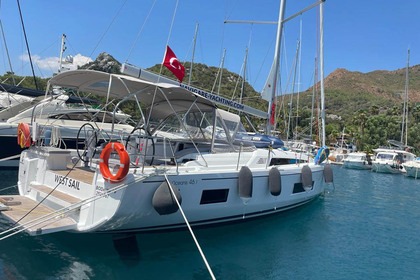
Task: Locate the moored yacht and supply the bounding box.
[371,147,416,174]
[343,152,372,170]
[0,68,331,236]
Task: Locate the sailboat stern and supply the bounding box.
[2,146,131,235]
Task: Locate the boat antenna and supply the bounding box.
[16,0,38,90]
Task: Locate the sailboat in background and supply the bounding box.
[0,34,133,168]
[373,49,417,174]
[399,48,420,178]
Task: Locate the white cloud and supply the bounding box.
[20,53,93,73]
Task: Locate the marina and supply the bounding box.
[1,166,420,279]
[1,0,420,279]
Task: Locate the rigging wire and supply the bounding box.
[16,0,38,90]
[0,16,15,84]
[87,0,128,65]
[125,0,157,63]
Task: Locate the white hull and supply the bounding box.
[8,147,325,234]
[343,161,371,170]
[371,148,416,174]
[402,161,420,178]
[342,153,372,170]
[371,162,404,174]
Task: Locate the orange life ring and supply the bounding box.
[99,142,130,183]
[17,123,31,148]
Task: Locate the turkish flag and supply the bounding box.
[162,45,185,83]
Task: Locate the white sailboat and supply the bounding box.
[0,0,331,238]
[371,50,417,174]
[343,152,372,170]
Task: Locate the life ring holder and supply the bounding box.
[17,122,31,148]
[99,142,130,183]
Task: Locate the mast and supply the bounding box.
[266,0,286,135]
[188,23,199,85]
[310,57,317,141]
[240,48,248,104]
[58,34,67,73]
[319,0,326,146]
[287,40,300,141]
[401,48,410,145]
[217,49,226,95]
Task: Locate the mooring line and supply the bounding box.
[0,154,20,162]
[0,184,18,194]
[164,174,216,280]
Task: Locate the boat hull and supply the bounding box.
[403,162,420,178]
[343,161,371,170]
[371,163,404,174]
[7,147,326,235]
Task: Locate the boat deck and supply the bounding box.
[0,195,77,235]
[30,184,82,204]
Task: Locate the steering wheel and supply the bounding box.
[125,125,155,166]
[76,123,98,163]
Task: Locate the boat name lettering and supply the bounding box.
[172,179,197,186]
[54,175,80,190]
[181,84,245,110]
[95,186,109,198]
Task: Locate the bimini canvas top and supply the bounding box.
[48,70,215,119]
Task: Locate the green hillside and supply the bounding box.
[3,52,420,152]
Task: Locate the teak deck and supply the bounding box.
[0,195,77,235]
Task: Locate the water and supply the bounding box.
[1,166,420,279]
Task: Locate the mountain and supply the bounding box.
[324,67,420,102]
[79,52,121,73]
[3,52,420,151]
[296,66,420,123]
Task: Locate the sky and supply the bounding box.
[0,0,419,94]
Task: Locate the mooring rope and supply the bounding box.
[0,154,20,162]
[163,174,216,280]
[0,184,18,194]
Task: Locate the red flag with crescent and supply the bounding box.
[163,45,185,83]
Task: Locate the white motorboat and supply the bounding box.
[343,152,372,170]
[402,157,420,179]
[371,148,416,174]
